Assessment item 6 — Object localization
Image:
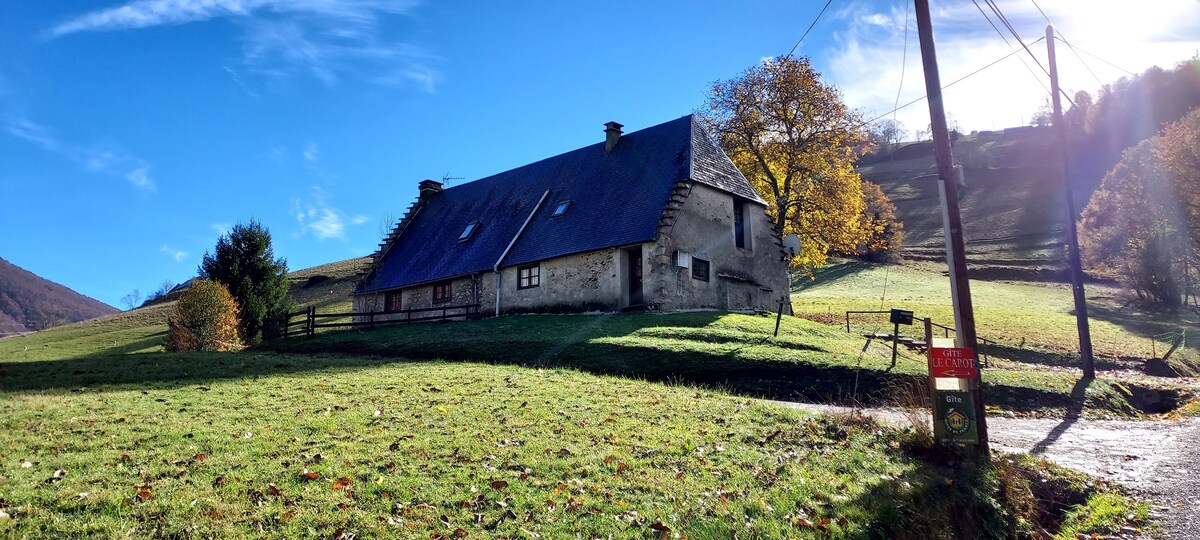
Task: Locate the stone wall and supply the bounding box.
[494,248,631,314]
[648,182,787,312]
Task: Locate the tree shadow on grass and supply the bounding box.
[1085,304,1197,344]
[984,343,1135,372]
[0,313,1093,414]
[791,260,873,292]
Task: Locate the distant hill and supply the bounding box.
[858,127,1103,282]
[0,257,118,336]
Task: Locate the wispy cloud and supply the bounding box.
[51,0,440,91]
[6,119,59,150]
[290,185,368,241]
[823,0,1200,133]
[160,244,189,262]
[125,167,156,191]
[3,114,158,192]
[211,223,231,237]
[302,141,320,164]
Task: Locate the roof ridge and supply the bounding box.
[436,116,696,194]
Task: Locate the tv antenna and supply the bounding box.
[442,172,464,186]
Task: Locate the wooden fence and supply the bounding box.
[843,309,995,367]
[283,303,482,338]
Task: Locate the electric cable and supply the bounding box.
[785,0,835,58]
[867,37,1046,124]
[972,0,1052,95]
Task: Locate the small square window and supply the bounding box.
[552,201,571,217]
[459,222,479,241]
[385,291,402,312]
[518,264,540,289]
[433,281,452,303]
[691,258,710,282]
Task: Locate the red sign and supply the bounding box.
[929,347,978,379]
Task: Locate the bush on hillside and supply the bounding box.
[200,220,293,344]
[166,279,242,352]
[853,180,904,263]
[1080,135,1192,309]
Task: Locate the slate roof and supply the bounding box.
[357,115,765,294]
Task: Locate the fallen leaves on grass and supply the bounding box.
[332,477,353,491]
[45,469,67,484]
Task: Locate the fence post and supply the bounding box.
[307,306,315,337]
[845,312,851,333]
[368,310,375,330]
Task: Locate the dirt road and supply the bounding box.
[775,402,1200,538]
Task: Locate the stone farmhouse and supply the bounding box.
[353,115,789,318]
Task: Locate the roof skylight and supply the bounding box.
[552,201,571,217]
[459,221,479,241]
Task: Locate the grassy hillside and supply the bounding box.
[793,259,1200,376]
[0,312,1149,538]
[0,349,1140,539]
[0,257,119,337]
[859,129,1102,281]
[0,256,1164,537]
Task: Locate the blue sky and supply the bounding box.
[3,0,1198,308]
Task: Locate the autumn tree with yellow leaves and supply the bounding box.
[166,279,242,352]
[701,56,896,272]
[1079,109,1200,308]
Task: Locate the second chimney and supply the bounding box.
[418,179,444,202]
[604,121,623,153]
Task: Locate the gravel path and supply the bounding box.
[772,401,1200,538]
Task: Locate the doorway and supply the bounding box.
[626,246,643,308]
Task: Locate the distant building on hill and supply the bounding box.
[353,115,788,318]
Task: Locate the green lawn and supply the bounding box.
[0,349,1137,539]
[792,260,1200,375]
[261,311,1173,418]
[0,258,1168,538]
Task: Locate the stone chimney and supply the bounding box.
[418,179,443,202]
[604,121,623,153]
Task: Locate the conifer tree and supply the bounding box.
[199,220,292,344]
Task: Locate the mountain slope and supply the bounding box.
[859,128,1103,281]
[0,257,118,336]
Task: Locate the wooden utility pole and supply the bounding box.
[914,0,988,453]
[1046,25,1096,379]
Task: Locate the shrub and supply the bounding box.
[855,180,905,263]
[166,279,242,352]
[200,220,293,344]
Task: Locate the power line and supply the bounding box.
[971,0,1051,95]
[892,1,911,124]
[982,0,1053,81]
[785,0,834,58]
[868,37,1046,124]
[1027,0,1105,89]
[982,0,1075,108]
[1054,32,1106,88]
[1055,36,1136,77]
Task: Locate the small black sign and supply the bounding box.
[890,308,914,325]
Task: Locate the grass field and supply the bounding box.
[0,329,1140,539]
[859,129,1106,282]
[793,259,1200,376]
[0,257,1172,537]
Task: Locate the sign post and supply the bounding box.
[928,341,981,445]
[889,309,914,368]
